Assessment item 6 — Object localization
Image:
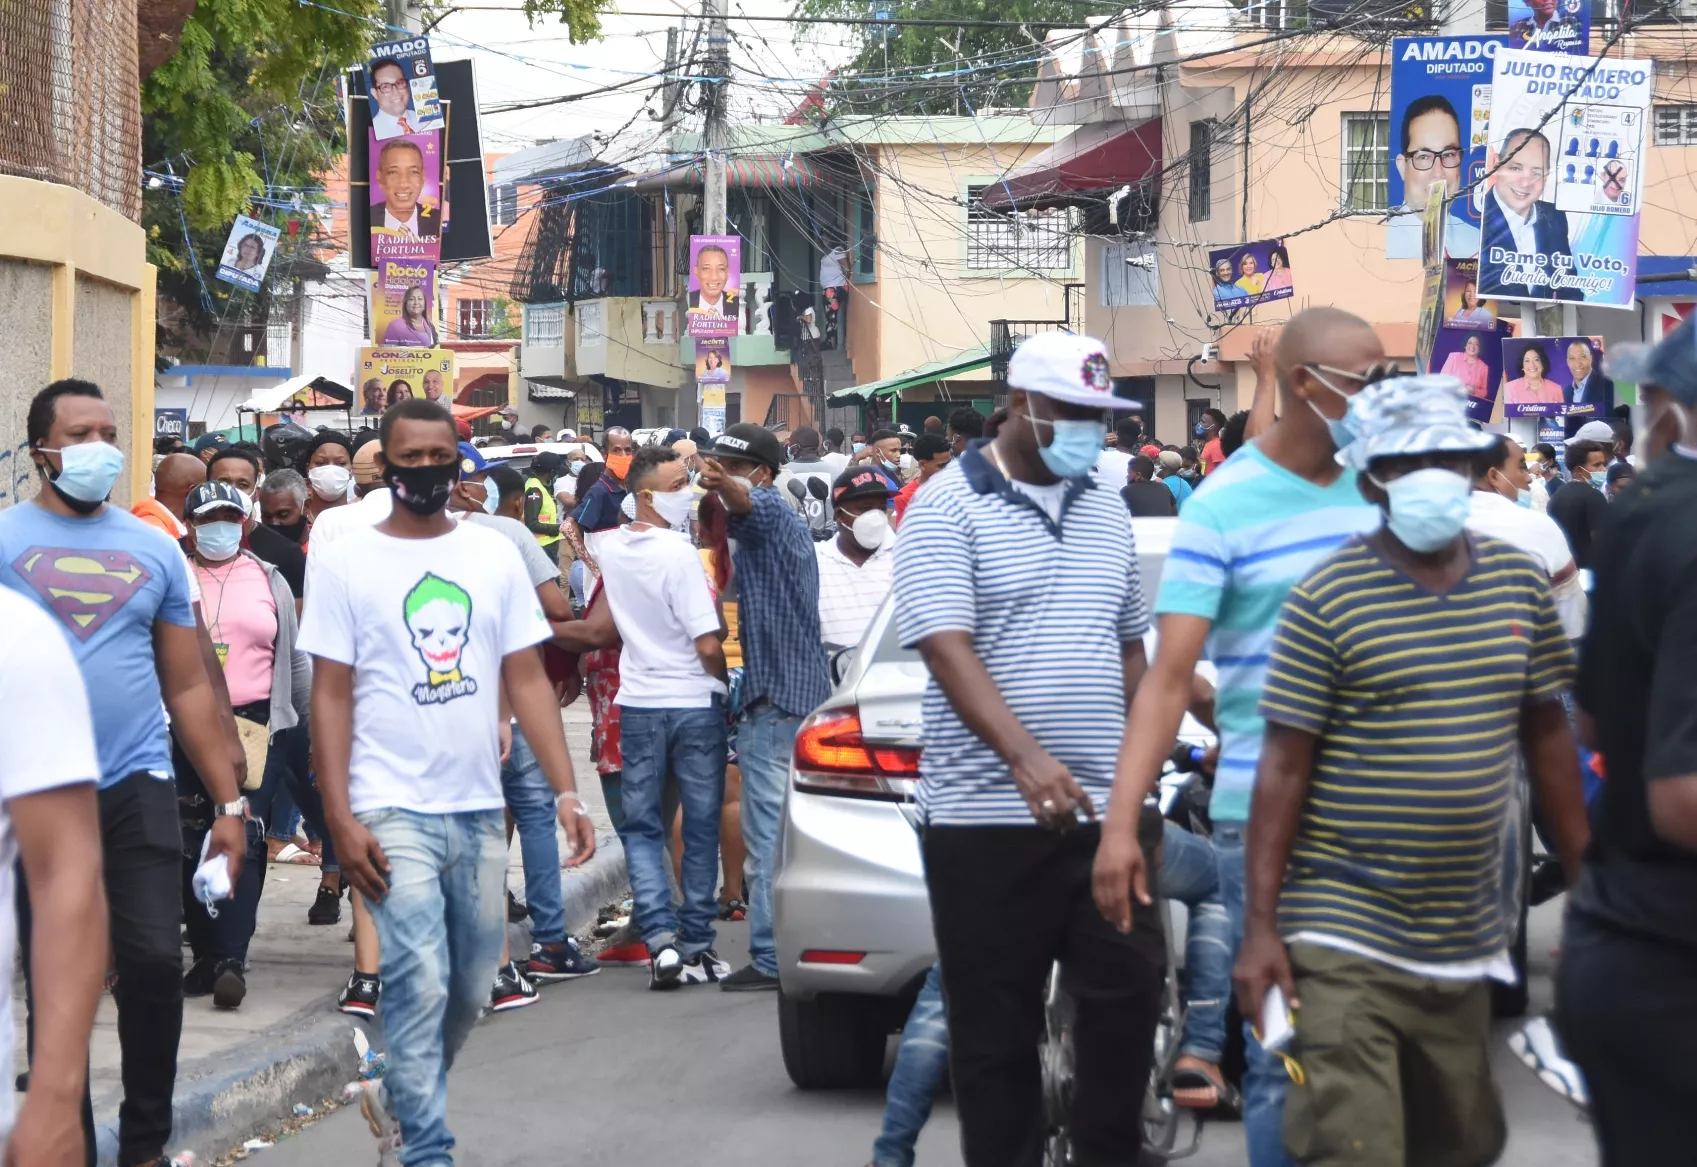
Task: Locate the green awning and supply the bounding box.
[829,342,994,402]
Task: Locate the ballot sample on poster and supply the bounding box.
[215,215,281,292]
[367,37,444,139]
[1554,103,1641,216]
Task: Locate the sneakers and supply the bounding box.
[676,949,733,986]
[524,938,601,983]
[182,957,218,998]
[308,882,342,926]
[596,940,651,967]
[212,958,247,1010]
[338,971,381,1018]
[490,962,540,1013]
[359,1079,403,1167]
[719,963,780,992]
[649,945,684,990]
[507,890,530,923]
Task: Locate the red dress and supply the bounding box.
[582,582,623,773]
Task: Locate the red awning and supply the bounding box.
[982,118,1162,211]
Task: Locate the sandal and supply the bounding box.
[1170,1059,1242,1114]
[717,898,747,921]
[273,842,321,865]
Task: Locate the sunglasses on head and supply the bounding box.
[1306,362,1403,386]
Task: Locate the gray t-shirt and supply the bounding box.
[465,512,559,589]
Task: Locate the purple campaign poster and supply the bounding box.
[686,234,742,338]
[1429,321,1510,422]
[369,129,443,266]
[1502,334,1605,417]
[1509,0,1589,54]
[1443,258,1499,331]
[1206,238,1294,310]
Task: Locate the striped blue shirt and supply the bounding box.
[1154,443,1379,823]
[727,487,831,718]
[892,442,1149,826]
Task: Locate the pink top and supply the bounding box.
[1263,267,1294,291]
[1439,351,1490,399]
[195,555,278,708]
[1504,376,1566,405]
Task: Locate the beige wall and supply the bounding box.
[0,177,154,507]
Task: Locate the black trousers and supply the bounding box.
[1557,905,1697,1165]
[21,772,184,1167]
[175,716,271,966]
[924,816,1165,1167]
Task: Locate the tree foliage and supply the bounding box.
[518,0,609,44]
[790,0,1116,114]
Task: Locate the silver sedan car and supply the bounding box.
[773,517,1198,1088]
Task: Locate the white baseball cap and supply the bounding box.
[1007,331,1136,410]
[1571,420,1617,444]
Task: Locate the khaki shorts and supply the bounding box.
[1283,942,1506,1167]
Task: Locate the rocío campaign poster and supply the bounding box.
[1478,49,1651,307]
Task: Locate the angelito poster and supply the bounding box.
[1478,49,1651,307]
[1386,35,1510,260]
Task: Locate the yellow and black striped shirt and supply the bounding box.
[1259,535,1574,966]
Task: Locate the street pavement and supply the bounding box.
[245,900,1598,1167]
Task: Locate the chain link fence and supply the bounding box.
[0,0,141,221]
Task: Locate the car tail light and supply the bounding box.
[792,706,921,801]
[799,949,866,965]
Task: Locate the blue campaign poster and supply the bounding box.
[1509,0,1589,54]
[1386,35,1511,260]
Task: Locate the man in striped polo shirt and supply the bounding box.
[1094,308,1390,1163]
[1238,375,1590,1165]
[893,331,1161,1167]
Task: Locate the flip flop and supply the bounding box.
[1171,1064,1242,1114]
[1508,1016,1588,1109]
[717,898,747,921]
[273,843,320,865]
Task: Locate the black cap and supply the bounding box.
[531,451,564,475]
[1606,461,1635,484]
[709,422,782,471]
[832,466,891,504]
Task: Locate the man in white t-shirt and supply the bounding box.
[1468,434,1588,640]
[817,467,895,647]
[0,588,105,1163]
[300,401,595,1165]
[562,444,730,988]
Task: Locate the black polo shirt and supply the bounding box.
[1547,478,1610,569]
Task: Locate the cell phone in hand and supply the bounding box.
[1261,984,1295,1053]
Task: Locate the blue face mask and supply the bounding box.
[1304,370,1359,453]
[1516,488,1532,508]
[852,442,866,454]
[1194,422,1208,437]
[1031,415,1107,479]
[40,441,125,512]
[481,476,501,515]
[193,520,244,562]
[1371,468,1471,552]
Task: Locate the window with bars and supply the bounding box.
[488,183,518,226]
[526,305,564,348]
[965,186,1073,271]
[1654,105,1697,146]
[1341,113,1391,212]
[459,299,497,338]
[726,191,770,272]
[1188,120,1213,223]
[855,190,876,280]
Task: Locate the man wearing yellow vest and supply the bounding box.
[524,451,566,564]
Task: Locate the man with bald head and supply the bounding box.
[1094,307,1395,1167]
[133,452,207,540]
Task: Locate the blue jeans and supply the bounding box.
[738,703,806,976]
[1214,821,1296,1167]
[618,702,727,958]
[501,726,565,946]
[872,963,948,1167]
[1161,820,1232,1063]
[360,808,507,1167]
[264,723,336,873]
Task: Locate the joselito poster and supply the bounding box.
[356,346,456,412]
[1478,50,1651,307]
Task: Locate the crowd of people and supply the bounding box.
[6,301,1692,1167]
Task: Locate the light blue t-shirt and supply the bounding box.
[0,502,196,787]
[1153,443,1379,823]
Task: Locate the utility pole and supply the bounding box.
[702,0,729,235]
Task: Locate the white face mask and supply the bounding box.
[848,507,890,550]
[619,492,637,520]
[731,475,756,494]
[649,487,695,527]
[308,464,352,501]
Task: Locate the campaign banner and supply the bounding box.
[695,337,731,383]
[1387,35,1511,260]
[686,235,742,338]
[367,37,444,139]
[1510,0,1589,54]
[1501,334,1606,416]
[1444,258,1499,330]
[356,346,456,413]
[699,385,726,435]
[1430,322,1510,422]
[642,300,679,344]
[214,214,281,292]
[154,408,188,443]
[1480,50,1651,307]
[1206,239,1294,310]
[1416,188,1448,373]
[369,129,443,266]
[370,260,439,347]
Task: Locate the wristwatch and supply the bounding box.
[214,798,248,819]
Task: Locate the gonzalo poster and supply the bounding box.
[1479,49,1652,307]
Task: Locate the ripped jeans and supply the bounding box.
[1160,819,1232,1063]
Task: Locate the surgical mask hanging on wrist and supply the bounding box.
[1370,468,1471,552]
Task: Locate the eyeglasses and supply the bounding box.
[373,80,409,95]
[1406,148,1462,171]
[1307,362,1403,386]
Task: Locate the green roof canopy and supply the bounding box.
[828,342,993,402]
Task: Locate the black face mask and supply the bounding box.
[268,517,308,544]
[384,462,458,516]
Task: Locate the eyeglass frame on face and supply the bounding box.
[1405,147,1463,171]
[373,79,409,95]
[1304,362,1403,387]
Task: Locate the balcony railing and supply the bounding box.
[989,283,1086,379]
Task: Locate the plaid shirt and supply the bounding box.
[728,486,831,717]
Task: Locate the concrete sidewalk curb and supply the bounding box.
[92,832,627,1167]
